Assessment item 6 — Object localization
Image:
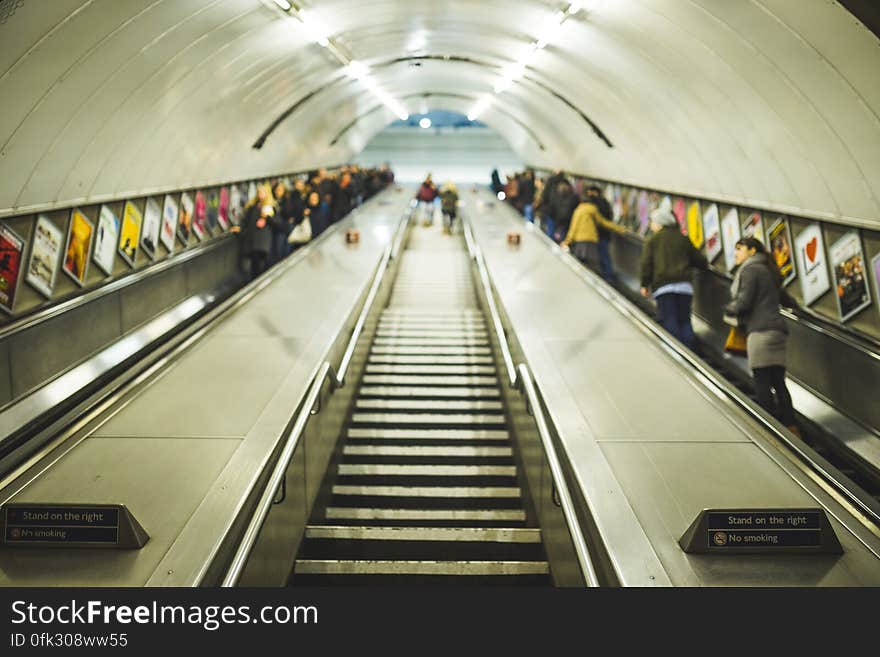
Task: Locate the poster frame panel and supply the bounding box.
[141,197,162,261]
[721,208,740,272]
[0,222,26,315]
[829,230,871,322]
[191,190,207,242]
[217,187,230,232]
[93,204,119,276]
[703,203,721,263]
[178,192,194,246]
[686,201,702,248]
[117,201,142,268]
[61,208,94,288]
[872,252,880,319]
[794,223,831,307]
[25,214,64,299]
[160,194,179,254]
[767,218,796,287]
[741,211,765,244]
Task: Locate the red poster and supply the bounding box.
[0,223,26,314]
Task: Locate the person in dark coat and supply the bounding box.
[518,170,536,222]
[723,237,799,431]
[551,180,579,243]
[240,184,278,280]
[305,190,330,238]
[490,169,504,195]
[639,207,708,349]
[586,185,617,283]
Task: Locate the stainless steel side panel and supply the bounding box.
[467,191,880,586]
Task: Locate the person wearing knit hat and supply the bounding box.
[639,203,708,350]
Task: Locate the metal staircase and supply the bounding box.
[290,220,551,585]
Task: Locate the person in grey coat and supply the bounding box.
[723,237,799,430]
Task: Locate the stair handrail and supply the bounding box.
[464,220,517,388]
[335,209,411,387]
[518,363,600,587]
[222,361,336,587]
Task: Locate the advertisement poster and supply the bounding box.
[205,189,220,235]
[25,214,63,298]
[625,188,637,227]
[767,218,796,286]
[611,186,623,223]
[178,192,194,246]
[873,254,880,317]
[686,201,703,248]
[673,198,687,235]
[829,231,871,322]
[721,207,740,272]
[161,194,178,253]
[794,223,830,306]
[118,201,142,267]
[229,185,245,227]
[636,190,650,236]
[62,209,94,286]
[93,204,119,276]
[218,187,230,231]
[192,191,207,241]
[702,203,721,263]
[741,211,765,243]
[141,197,162,261]
[0,223,25,314]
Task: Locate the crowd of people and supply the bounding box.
[235,164,395,279]
[493,167,799,435]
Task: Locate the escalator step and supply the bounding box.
[347,428,510,440]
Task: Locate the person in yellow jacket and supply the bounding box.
[561,191,628,269]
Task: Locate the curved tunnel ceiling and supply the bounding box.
[0,0,878,229]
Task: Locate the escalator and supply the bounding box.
[290,222,551,585]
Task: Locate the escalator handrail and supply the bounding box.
[518,363,601,587]
[463,220,517,388]
[463,214,600,584]
[335,209,412,387]
[222,361,336,587]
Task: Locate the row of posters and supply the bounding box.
[0,184,250,315]
[598,182,877,324]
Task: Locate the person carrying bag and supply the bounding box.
[724,237,800,434]
[287,216,312,245]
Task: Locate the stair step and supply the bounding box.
[373,338,490,346]
[350,413,506,425]
[343,445,512,458]
[324,508,527,522]
[355,399,504,412]
[337,464,517,476]
[361,375,498,386]
[364,364,497,375]
[332,485,521,498]
[367,355,494,364]
[293,560,550,576]
[369,346,492,355]
[358,386,500,398]
[347,428,509,441]
[375,330,489,339]
[304,526,541,543]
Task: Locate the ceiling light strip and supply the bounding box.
[469,2,582,120]
[271,1,409,120]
